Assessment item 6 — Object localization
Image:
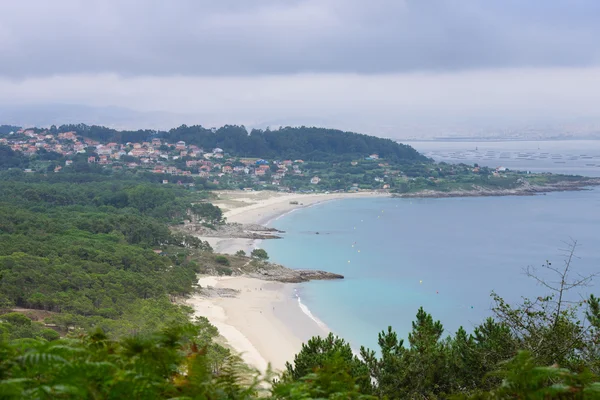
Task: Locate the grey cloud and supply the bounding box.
[0,0,599,78]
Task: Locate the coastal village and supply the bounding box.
[1,127,400,191]
[2,128,301,183]
[1,127,560,195]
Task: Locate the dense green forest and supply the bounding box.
[55,123,428,163]
[0,146,31,169]
[0,172,226,339]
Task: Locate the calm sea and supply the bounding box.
[262,140,600,351]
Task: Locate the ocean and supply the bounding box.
[262,140,600,352]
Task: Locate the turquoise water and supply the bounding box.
[261,141,600,351]
[263,191,600,351]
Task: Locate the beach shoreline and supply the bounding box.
[201,191,388,255]
[186,191,388,372]
[187,276,329,373]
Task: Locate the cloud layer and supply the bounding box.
[1,0,599,78]
[2,68,600,135]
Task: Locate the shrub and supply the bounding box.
[39,328,61,341]
[0,312,32,326]
[250,248,269,260]
[214,255,230,266]
[217,267,233,276]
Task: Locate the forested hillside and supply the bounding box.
[56,123,428,163]
[0,172,221,339]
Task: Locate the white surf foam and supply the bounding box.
[294,288,330,333]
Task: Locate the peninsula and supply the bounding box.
[2,123,597,197]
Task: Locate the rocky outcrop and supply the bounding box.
[195,253,344,283]
[219,258,345,283]
[247,267,344,283]
[182,222,284,239]
[199,286,239,298]
[393,179,600,199]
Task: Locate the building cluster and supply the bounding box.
[1,129,312,186]
[1,129,401,190]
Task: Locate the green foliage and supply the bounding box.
[489,242,600,373]
[57,123,157,144]
[0,322,255,400]
[0,146,30,170]
[456,351,600,399]
[38,328,60,342]
[0,312,61,342]
[250,248,269,260]
[0,125,20,135]
[214,255,231,266]
[235,250,247,257]
[360,308,452,399]
[1,301,599,398]
[57,123,427,165]
[217,267,233,276]
[192,202,225,224]
[0,313,31,326]
[280,332,373,394]
[162,125,428,164]
[273,355,376,399]
[0,173,213,336]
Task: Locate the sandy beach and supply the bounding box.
[187,276,328,373]
[202,191,387,254]
[188,191,387,372]
[222,190,387,225]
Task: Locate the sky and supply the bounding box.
[1,0,600,137]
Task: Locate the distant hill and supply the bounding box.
[0,104,199,131]
[56,123,428,164]
[0,125,21,135]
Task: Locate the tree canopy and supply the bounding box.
[0,172,213,338]
[58,123,428,164]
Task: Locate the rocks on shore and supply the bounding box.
[246,264,344,283]
[393,179,600,199]
[196,253,344,283]
[198,286,239,298]
[184,222,285,239]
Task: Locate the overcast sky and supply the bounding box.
[1,0,600,136]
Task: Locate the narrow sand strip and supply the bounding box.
[223,191,387,225]
[198,191,388,254]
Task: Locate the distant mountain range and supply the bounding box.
[0,105,403,139]
[2,104,600,141]
[0,104,203,131]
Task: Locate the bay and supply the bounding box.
[261,140,600,351]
